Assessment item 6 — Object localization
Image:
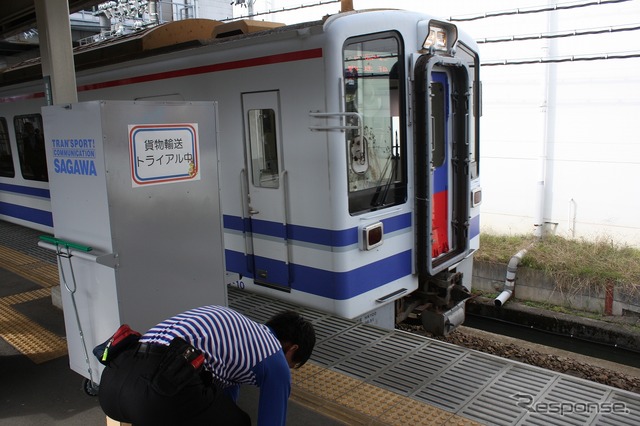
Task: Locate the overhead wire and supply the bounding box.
[223,0,639,65]
[477,23,640,43]
[224,0,341,21]
[482,50,640,66]
[447,0,640,65]
[449,0,633,22]
[478,23,640,64]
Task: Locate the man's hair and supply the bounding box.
[266,311,316,367]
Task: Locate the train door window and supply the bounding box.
[14,114,48,182]
[247,108,279,188]
[343,33,406,214]
[0,118,14,177]
[431,82,446,168]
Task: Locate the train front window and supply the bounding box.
[0,118,14,178]
[343,33,406,215]
[14,114,48,182]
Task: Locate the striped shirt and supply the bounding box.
[139,306,283,388]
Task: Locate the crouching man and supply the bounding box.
[98,306,316,426]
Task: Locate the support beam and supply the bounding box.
[34,0,78,105]
[341,0,354,12]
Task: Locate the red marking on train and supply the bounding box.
[431,189,449,258]
[0,92,45,103]
[0,48,323,103]
[79,48,322,92]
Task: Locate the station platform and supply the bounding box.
[1,220,639,425]
[0,221,344,425]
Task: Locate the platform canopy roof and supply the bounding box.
[0,1,102,56]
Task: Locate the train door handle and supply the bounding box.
[248,207,260,215]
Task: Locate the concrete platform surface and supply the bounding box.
[0,267,345,426]
[0,220,345,426]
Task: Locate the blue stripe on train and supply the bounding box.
[225,249,412,300]
[470,214,480,238]
[0,202,53,227]
[0,182,50,198]
[222,212,412,248]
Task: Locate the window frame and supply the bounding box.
[247,108,280,189]
[0,117,15,178]
[14,114,48,182]
[342,31,407,215]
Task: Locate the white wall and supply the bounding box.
[196,0,233,20]
[238,0,640,247]
[455,0,640,247]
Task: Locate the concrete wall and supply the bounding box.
[473,261,640,317]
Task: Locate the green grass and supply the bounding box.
[476,233,640,297]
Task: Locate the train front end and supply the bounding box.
[410,19,482,335]
[322,11,481,335]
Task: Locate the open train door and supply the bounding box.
[414,53,471,283]
[241,91,290,290]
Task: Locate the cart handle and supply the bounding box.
[39,235,93,252]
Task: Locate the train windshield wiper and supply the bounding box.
[371,131,400,208]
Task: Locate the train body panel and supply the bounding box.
[0,10,481,332]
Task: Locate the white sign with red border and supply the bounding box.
[129,123,200,187]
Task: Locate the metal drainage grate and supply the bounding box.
[372,340,467,395]
[312,324,386,367]
[460,364,556,426]
[594,391,640,426]
[520,376,611,426]
[310,314,357,345]
[412,352,507,412]
[229,288,640,426]
[333,331,423,380]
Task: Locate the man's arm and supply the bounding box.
[251,350,291,426]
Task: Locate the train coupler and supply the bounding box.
[420,299,467,336]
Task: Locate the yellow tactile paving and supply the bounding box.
[443,416,485,426]
[292,363,486,425]
[0,245,67,363]
[337,381,401,418]
[2,287,51,304]
[0,245,59,288]
[291,361,325,385]
[378,397,483,426]
[296,366,363,401]
[0,290,68,364]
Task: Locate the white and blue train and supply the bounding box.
[0,8,481,334]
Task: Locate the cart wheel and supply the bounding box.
[83,378,99,396]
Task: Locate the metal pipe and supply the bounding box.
[495,247,529,307]
[568,198,577,238]
[38,241,99,262]
[534,0,559,238]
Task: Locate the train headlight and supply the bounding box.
[471,188,482,208]
[424,27,447,50]
[362,222,384,250]
[421,20,458,53]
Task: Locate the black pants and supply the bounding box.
[98,342,251,426]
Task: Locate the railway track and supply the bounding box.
[398,314,640,394]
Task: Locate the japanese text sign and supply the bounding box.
[129,123,200,187]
